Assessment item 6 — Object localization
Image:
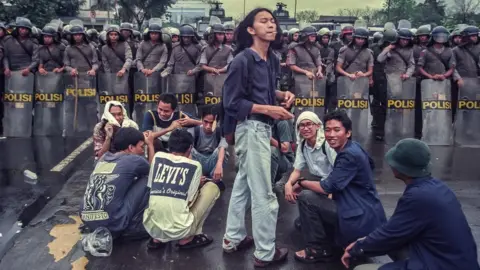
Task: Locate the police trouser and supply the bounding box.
[325,81,337,112]
[0,76,4,135]
[414,79,422,138]
[371,77,387,136]
[128,68,137,117]
[451,81,459,123]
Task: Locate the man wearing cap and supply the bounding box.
[342,138,480,270]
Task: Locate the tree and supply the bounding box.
[451,0,480,23]
[336,7,385,26]
[91,0,115,11]
[296,10,319,23]
[54,0,85,17]
[117,0,174,30]
[411,0,446,26]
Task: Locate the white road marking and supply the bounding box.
[50,137,93,172]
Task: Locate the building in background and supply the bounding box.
[166,0,209,24]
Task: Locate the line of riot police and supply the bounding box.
[275,21,480,147]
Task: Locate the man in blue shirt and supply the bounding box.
[342,138,480,270]
[289,110,386,263]
[221,8,295,268]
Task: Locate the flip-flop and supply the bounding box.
[176,234,213,250]
[294,247,334,264]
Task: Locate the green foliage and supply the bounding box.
[296,10,319,23]
[117,0,173,29]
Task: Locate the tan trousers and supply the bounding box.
[187,182,220,236]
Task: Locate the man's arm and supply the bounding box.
[136,41,145,70]
[101,48,111,72]
[405,51,415,77]
[90,44,100,71]
[123,43,133,70]
[152,45,168,72]
[28,43,39,70]
[319,152,357,194]
[349,193,425,257]
[141,111,154,132]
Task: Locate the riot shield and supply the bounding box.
[202,73,226,106]
[421,79,453,146]
[33,73,64,136]
[209,16,222,26]
[454,77,480,147]
[384,22,396,31]
[336,76,370,143]
[63,74,98,137]
[166,74,197,117]
[397,19,411,30]
[384,74,416,145]
[97,72,130,116]
[293,74,326,120]
[132,72,162,126]
[2,71,35,137]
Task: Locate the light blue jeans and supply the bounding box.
[191,147,229,177]
[223,120,279,261]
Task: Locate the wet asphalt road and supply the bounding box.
[0,136,479,270]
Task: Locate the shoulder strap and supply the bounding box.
[182,45,197,66]
[301,44,318,67]
[148,110,157,127]
[427,47,450,71]
[45,46,63,67]
[343,47,364,71]
[72,45,92,68]
[391,49,409,69]
[142,43,159,62]
[15,38,33,57]
[206,47,220,66]
[463,46,479,65]
[109,44,126,63]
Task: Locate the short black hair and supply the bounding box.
[113,127,144,151]
[158,93,178,110]
[168,129,194,153]
[201,106,217,120]
[323,110,353,132]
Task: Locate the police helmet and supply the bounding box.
[352,27,369,39]
[382,29,398,44]
[416,26,431,36]
[148,23,162,33]
[431,26,449,43]
[397,28,413,40]
[461,25,479,37]
[42,25,57,36]
[16,18,33,30]
[372,31,383,43]
[318,27,331,37]
[211,24,225,33]
[224,22,235,31]
[340,25,354,38]
[87,28,99,37]
[170,27,180,36]
[301,26,317,37]
[120,22,134,32]
[70,25,85,35]
[179,25,195,37]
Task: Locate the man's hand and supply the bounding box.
[280,62,287,67]
[211,68,220,75]
[305,71,315,80]
[341,249,352,268]
[144,131,155,146]
[356,71,366,77]
[316,69,324,79]
[387,44,396,50]
[369,76,374,87]
[168,120,181,131]
[213,166,223,181]
[280,142,290,153]
[187,70,194,76]
[285,182,297,203]
[87,69,96,76]
[281,91,295,108]
[436,74,446,81]
[347,73,357,80]
[457,78,465,87]
[53,67,63,73]
[4,68,11,77]
[400,74,409,80]
[160,70,169,78]
[71,69,78,77]
[21,68,30,76]
[39,68,48,75]
[178,117,196,127]
[265,106,294,120]
[104,123,114,139]
[142,69,153,76]
[117,68,126,77]
[200,176,207,186]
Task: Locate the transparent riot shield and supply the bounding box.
[202,73,226,106]
[166,74,197,117]
[97,72,130,116]
[397,19,412,30]
[384,22,396,31]
[34,73,64,136]
[293,74,326,120]
[63,74,98,137]
[336,76,370,143]
[132,72,162,126]
[421,79,453,146]
[2,71,35,137]
[354,20,367,29]
[454,77,480,147]
[384,74,416,145]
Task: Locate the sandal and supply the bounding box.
[176,234,213,250]
[223,236,254,253]
[147,238,166,250]
[294,247,333,264]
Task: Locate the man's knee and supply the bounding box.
[297,189,319,204]
[201,182,221,202]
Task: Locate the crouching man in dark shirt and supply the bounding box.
[80,127,155,240]
[288,110,386,263]
[343,138,480,270]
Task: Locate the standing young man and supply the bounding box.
[221,8,295,268]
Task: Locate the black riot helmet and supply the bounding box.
[16,18,33,31]
[179,24,195,37]
[132,30,141,41]
[397,28,413,40]
[106,24,125,42]
[70,25,85,35]
[353,27,369,39]
[461,25,479,37]
[148,23,162,33]
[41,25,57,36]
[372,32,383,44]
[301,26,317,38]
[430,26,449,44]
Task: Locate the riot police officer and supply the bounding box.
[377,28,415,79]
[199,23,232,75]
[223,22,235,50]
[64,24,99,77]
[38,25,65,75]
[287,26,323,80]
[418,27,455,81]
[135,22,168,76]
[87,28,99,47]
[162,24,202,77]
[336,27,373,80]
[317,28,336,110]
[288,28,300,48]
[102,25,132,76]
[170,27,180,45]
[3,18,38,77]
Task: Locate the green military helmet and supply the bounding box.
[63,24,72,34]
[288,28,300,41]
[410,28,417,36]
[170,27,180,36]
[99,30,107,45]
[15,17,33,30]
[450,28,462,37]
[382,28,398,44]
[87,28,99,37]
[161,27,172,44]
[120,22,134,32]
[132,30,141,41]
[416,25,431,36]
[318,27,331,37]
[106,24,121,34]
[31,26,40,38]
[223,21,235,31]
[372,31,383,44]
